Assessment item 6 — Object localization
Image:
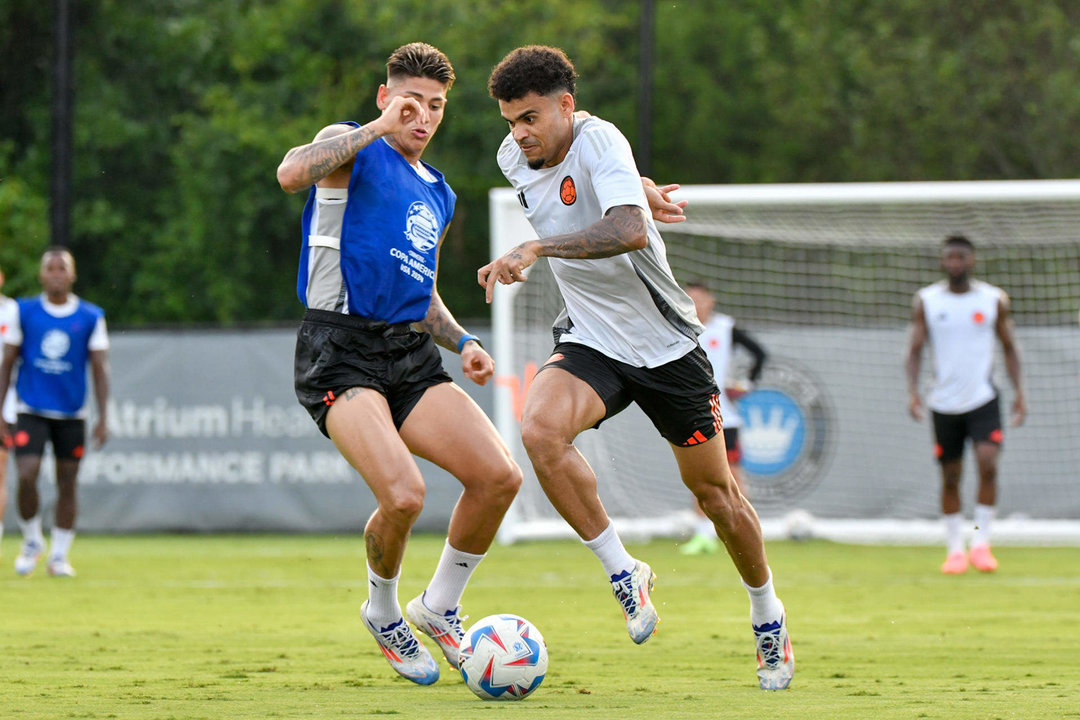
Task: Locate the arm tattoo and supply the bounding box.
[284,125,379,186]
[538,205,646,259]
[414,292,465,351]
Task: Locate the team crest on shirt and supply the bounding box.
[41,329,71,360]
[560,176,577,206]
[404,201,439,253]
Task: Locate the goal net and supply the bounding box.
[489,181,1080,544]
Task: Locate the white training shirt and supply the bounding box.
[498,116,701,368]
[698,313,742,428]
[4,294,110,418]
[918,279,1005,414]
[0,296,17,424]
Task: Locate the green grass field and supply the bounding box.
[1,534,1077,720]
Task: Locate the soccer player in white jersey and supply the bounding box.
[905,235,1025,574]
[0,248,111,578]
[0,261,18,555]
[480,46,794,690]
[681,282,768,555]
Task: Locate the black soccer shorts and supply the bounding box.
[294,309,452,438]
[13,413,87,460]
[931,396,1003,463]
[538,341,723,447]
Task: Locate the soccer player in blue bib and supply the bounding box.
[276,43,524,686]
[0,248,111,578]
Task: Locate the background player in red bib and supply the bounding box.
[905,234,1026,574]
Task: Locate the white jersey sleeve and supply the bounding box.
[0,297,18,424]
[576,122,651,216]
[89,316,109,352]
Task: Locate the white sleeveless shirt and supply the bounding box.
[918,279,1005,414]
[0,296,17,423]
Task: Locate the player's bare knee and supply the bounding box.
[520,417,564,464]
[379,483,426,524]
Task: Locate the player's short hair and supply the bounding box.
[685,280,712,294]
[386,42,455,89]
[488,45,577,102]
[942,234,974,252]
[41,246,76,274]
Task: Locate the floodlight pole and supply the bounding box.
[51,0,74,249]
[637,0,654,177]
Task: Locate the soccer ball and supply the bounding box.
[458,614,548,701]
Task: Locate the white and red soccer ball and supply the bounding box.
[458,614,548,701]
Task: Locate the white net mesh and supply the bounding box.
[491,182,1080,542]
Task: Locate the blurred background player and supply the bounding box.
[681,281,767,555]
[0,248,111,578]
[0,262,17,555]
[905,234,1025,574]
[277,43,523,685]
[481,45,793,690]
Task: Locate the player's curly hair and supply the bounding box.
[387,42,455,89]
[488,45,577,101]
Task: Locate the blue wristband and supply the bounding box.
[457,334,480,353]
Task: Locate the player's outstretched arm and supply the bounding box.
[995,293,1026,426]
[276,96,427,193]
[414,290,493,386]
[478,205,647,303]
[904,293,927,421]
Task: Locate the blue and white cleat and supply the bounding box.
[610,561,659,644]
[405,594,467,669]
[14,539,44,577]
[754,608,795,690]
[47,556,77,578]
[361,601,440,685]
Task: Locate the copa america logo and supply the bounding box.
[738,358,834,506]
[41,329,71,360]
[403,201,439,253]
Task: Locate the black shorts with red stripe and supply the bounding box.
[538,342,722,447]
[931,396,1002,464]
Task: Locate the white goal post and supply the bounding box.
[489,180,1080,545]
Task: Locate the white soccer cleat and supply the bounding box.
[405,594,467,669]
[361,601,440,685]
[754,608,795,690]
[14,539,44,577]
[47,556,77,578]
[610,561,659,644]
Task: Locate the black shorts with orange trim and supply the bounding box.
[294,309,452,438]
[538,342,722,447]
[13,414,87,460]
[931,396,1002,464]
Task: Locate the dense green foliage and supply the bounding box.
[2,1,1079,322]
[2,534,1078,718]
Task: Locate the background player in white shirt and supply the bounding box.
[0,261,17,554]
[681,282,768,555]
[905,235,1025,574]
[481,46,793,690]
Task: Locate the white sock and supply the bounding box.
[18,515,45,546]
[972,504,995,547]
[422,540,485,614]
[693,516,715,538]
[49,527,76,560]
[944,512,965,555]
[744,569,785,628]
[582,523,635,579]
[365,564,402,630]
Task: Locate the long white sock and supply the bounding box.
[744,569,785,627]
[972,504,995,547]
[366,564,402,630]
[944,512,965,555]
[49,527,76,560]
[582,523,635,579]
[17,515,44,546]
[422,540,485,614]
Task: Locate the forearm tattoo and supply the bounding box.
[285,125,379,186]
[540,205,646,259]
[415,293,463,351]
